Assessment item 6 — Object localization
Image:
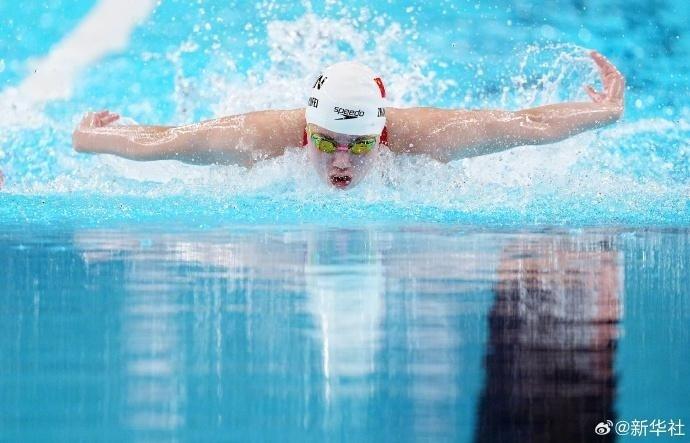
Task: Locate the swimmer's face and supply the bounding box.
[306,124,380,190]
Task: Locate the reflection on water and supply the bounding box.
[476,237,621,443]
[1,227,688,442]
[304,230,384,403]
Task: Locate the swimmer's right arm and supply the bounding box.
[72,109,306,166]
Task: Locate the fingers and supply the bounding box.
[101,113,120,126]
[77,110,121,131]
[590,51,622,85]
[609,77,624,102]
[589,50,625,104]
[89,110,120,127]
[584,85,605,103]
[591,51,615,73]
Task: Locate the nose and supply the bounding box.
[331,145,351,169]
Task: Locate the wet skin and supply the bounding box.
[306,123,380,190]
[73,52,625,185]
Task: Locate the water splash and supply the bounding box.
[0,10,688,226]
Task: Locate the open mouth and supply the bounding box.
[329,174,352,188]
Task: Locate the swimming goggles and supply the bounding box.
[308,131,377,155]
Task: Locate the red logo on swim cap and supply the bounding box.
[374,77,386,98]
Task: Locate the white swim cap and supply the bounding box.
[305,61,387,136]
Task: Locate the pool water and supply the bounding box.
[1,0,689,441]
[1,226,688,441]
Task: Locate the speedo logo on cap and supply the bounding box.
[334,106,364,120]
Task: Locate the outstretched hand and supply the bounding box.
[584,51,625,108]
[73,110,122,153]
[76,110,120,131]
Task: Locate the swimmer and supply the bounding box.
[73,50,624,189]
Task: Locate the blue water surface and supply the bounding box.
[1,226,689,442]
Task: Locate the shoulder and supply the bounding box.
[385,107,475,154]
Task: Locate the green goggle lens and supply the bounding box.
[310,133,376,155]
[311,135,337,153]
[350,139,375,155]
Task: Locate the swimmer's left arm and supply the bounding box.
[386,51,624,161]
